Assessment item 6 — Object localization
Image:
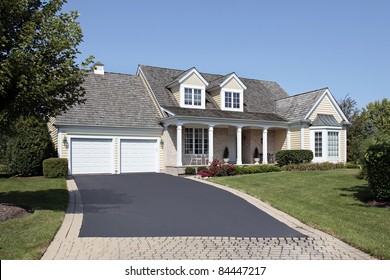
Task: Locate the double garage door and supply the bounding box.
[71,138,158,174]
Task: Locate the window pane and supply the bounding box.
[193,89,202,106]
[233,92,240,108]
[184,88,192,105]
[315,132,322,157]
[194,128,203,154]
[328,132,339,157]
[184,128,193,154]
[203,129,209,154]
[225,92,232,108]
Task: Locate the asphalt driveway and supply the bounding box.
[74,173,304,238]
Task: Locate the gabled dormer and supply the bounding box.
[166,67,208,109]
[207,73,247,112]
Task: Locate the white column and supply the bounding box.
[208,126,214,164]
[176,124,182,166]
[262,128,268,164]
[236,127,242,165]
[300,125,305,149]
[287,128,291,150]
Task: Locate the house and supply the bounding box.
[50,63,349,175]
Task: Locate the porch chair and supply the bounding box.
[189,154,202,165]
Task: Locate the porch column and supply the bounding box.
[262,128,268,164]
[287,128,291,149]
[176,124,182,166]
[208,126,214,164]
[236,127,242,165]
[300,125,305,149]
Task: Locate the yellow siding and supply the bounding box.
[171,85,180,104]
[139,73,164,118]
[60,133,68,158]
[274,129,287,152]
[304,128,310,150]
[340,129,346,162]
[47,117,58,150]
[309,95,342,122]
[223,78,242,90]
[290,129,301,149]
[182,73,204,86]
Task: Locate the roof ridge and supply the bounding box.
[276,87,328,101]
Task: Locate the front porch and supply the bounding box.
[161,120,291,173]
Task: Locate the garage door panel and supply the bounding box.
[71,138,113,174]
[121,140,157,173]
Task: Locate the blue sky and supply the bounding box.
[64,0,389,109]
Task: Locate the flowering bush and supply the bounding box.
[198,159,236,178]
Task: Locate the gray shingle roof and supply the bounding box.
[55,72,161,128]
[164,106,287,122]
[275,88,327,122]
[140,65,289,114]
[206,73,234,90]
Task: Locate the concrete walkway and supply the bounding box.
[42,177,374,260]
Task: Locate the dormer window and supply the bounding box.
[225,91,240,109]
[184,88,202,106]
[166,67,208,110]
[207,72,246,112]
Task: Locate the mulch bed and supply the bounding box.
[367,200,390,208]
[0,203,32,222]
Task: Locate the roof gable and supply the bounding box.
[207,72,247,91]
[166,67,208,88]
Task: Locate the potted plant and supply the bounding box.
[223,146,229,163]
[253,147,260,164]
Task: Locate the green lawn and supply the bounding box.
[211,169,390,259]
[0,177,67,259]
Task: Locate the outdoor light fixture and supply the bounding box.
[63,137,69,149]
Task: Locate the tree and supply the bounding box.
[337,94,358,121]
[366,98,390,135]
[0,0,93,129]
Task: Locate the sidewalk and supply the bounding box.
[42,177,374,260]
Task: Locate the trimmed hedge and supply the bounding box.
[275,150,313,166]
[6,117,56,176]
[185,166,207,175]
[235,165,281,175]
[43,158,68,178]
[282,162,346,171]
[365,142,390,201]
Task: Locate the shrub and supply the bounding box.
[253,147,260,158]
[198,159,236,178]
[185,167,196,175]
[235,165,281,175]
[275,149,313,166]
[6,117,56,176]
[282,162,346,171]
[345,162,361,169]
[365,142,390,201]
[43,158,68,178]
[223,147,229,158]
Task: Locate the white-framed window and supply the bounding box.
[221,89,243,111]
[310,129,341,162]
[314,132,322,157]
[185,128,208,154]
[180,86,205,108]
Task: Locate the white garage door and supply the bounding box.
[121,139,158,173]
[71,138,113,174]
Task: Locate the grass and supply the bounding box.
[211,169,390,259]
[0,177,68,259]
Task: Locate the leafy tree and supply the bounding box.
[0,0,93,129]
[366,98,390,134]
[337,94,358,121]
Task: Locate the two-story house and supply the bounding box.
[50,63,349,175]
